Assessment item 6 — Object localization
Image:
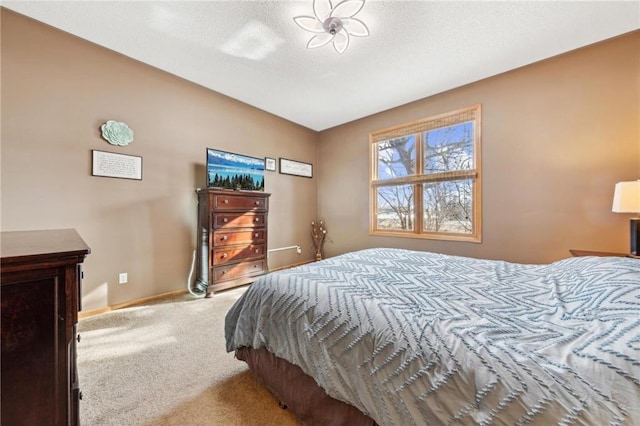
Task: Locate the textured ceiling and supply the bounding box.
[3,1,639,131]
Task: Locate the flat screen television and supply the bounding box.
[206,148,265,191]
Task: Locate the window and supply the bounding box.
[369,104,481,242]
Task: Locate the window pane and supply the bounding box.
[376,136,416,180]
[376,185,414,231]
[424,122,473,174]
[423,179,473,234]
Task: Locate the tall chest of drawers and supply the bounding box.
[196,189,271,296]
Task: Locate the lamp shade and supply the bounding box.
[612,180,640,213]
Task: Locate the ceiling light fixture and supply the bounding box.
[294,0,370,54]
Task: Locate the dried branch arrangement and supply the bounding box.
[311,220,327,261]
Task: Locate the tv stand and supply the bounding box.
[195,188,271,296]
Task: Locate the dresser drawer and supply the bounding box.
[214,194,268,210]
[213,229,265,247]
[213,244,265,265]
[213,259,266,282]
[214,213,265,229]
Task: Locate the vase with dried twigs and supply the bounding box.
[311,220,327,261]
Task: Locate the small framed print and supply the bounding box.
[92,150,142,180]
[265,157,276,172]
[279,158,312,178]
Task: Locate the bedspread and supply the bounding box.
[225,248,640,425]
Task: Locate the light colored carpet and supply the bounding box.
[78,287,299,426]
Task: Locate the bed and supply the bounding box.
[224,248,640,425]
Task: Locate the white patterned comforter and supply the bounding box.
[225,248,640,425]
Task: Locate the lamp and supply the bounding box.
[293,0,370,54]
[612,180,640,256]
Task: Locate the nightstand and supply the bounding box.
[569,249,630,258]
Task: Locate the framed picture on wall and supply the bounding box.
[91,150,142,180]
[279,158,312,178]
[265,157,276,172]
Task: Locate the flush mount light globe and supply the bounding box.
[294,0,370,54]
[323,16,343,35]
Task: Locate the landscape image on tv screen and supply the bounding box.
[206,148,265,191]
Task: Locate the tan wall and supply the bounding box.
[3,9,638,311]
[1,9,318,310]
[317,31,640,263]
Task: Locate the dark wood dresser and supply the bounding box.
[1,229,90,426]
[195,189,270,296]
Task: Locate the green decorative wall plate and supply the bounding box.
[101,120,134,146]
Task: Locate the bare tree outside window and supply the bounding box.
[376,136,415,231]
[377,184,414,230]
[423,123,473,233]
[423,179,472,233]
[370,105,481,242]
[377,136,416,178]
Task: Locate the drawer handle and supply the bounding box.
[255,249,259,254]
[254,218,260,222]
[254,232,259,237]
[77,334,81,343]
[255,201,260,205]
[221,236,228,241]
[223,218,228,223]
[223,199,229,204]
[221,253,228,258]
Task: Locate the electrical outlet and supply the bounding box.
[119,273,128,284]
